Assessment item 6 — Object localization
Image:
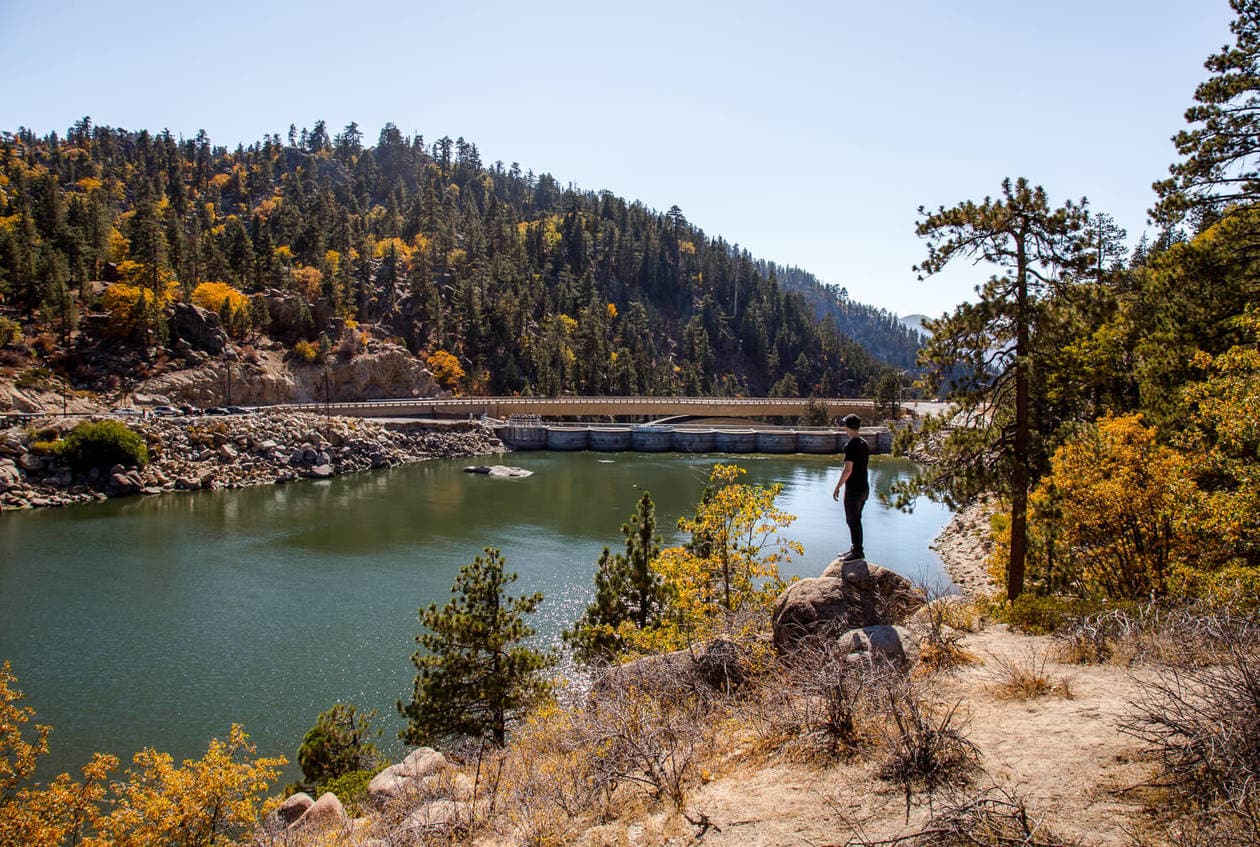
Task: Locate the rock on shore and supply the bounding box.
[0,413,503,511]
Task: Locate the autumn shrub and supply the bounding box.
[1002,414,1195,600]
[0,662,285,847]
[293,339,320,364]
[624,464,799,653]
[910,594,980,673]
[0,316,21,346]
[56,419,149,471]
[1003,594,1098,635]
[190,281,248,316]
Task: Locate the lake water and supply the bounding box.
[0,451,952,779]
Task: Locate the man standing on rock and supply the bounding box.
[832,414,870,562]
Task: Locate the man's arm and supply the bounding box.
[832,461,854,501]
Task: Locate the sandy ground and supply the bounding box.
[619,624,1152,847]
[565,506,1155,847]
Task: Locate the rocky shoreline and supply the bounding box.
[931,497,1000,596]
[0,413,505,511]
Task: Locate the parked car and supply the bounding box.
[203,407,229,416]
[152,405,180,417]
[111,407,142,418]
[226,406,253,415]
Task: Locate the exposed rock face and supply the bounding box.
[168,303,229,355]
[289,345,438,403]
[132,344,438,406]
[772,559,924,650]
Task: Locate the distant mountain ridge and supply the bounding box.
[0,119,925,398]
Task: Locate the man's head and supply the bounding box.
[843,414,862,432]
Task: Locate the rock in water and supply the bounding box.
[462,464,532,478]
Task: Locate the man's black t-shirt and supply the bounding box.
[843,434,870,497]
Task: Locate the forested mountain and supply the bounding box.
[761,263,924,370]
[0,119,915,398]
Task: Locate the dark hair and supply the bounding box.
[843,414,862,430]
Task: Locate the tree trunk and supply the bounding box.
[1009,232,1031,601]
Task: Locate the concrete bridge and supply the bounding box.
[276,395,880,421]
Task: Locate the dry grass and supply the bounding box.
[987,647,1073,701]
[1118,611,1260,846]
[844,786,1083,847]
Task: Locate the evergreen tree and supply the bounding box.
[399,547,551,747]
[296,702,381,791]
[564,492,666,664]
[1154,0,1260,223]
[904,178,1091,601]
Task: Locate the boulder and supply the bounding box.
[107,472,142,496]
[0,459,21,493]
[276,791,314,825]
[367,747,450,806]
[836,624,919,669]
[168,302,229,355]
[288,791,349,833]
[772,559,924,651]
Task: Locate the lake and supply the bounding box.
[0,451,952,779]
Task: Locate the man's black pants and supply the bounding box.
[844,491,868,556]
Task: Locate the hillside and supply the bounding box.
[0,121,921,406]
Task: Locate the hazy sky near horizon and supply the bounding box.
[0,1,1235,319]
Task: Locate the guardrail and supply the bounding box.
[270,395,879,419]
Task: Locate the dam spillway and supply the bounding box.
[498,421,892,456]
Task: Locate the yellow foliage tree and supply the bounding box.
[1174,309,1260,602]
[0,662,285,847]
[90,726,285,847]
[190,282,248,316]
[426,349,466,390]
[1004,414,1196,599]
[98,284,164,339]
[290,266,323,300]
[630,465,800,652]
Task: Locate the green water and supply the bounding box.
[0,451,952,779]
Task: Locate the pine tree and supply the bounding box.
[399,547,551,747]
[904,178,1091,601]
[297,702,381,791]
[564,492,666,663]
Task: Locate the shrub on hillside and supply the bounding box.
[56,420,149,471]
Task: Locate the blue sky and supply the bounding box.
[0,0,1234,319]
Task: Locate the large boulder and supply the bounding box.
[275,791,314,825]
[168,302,229,355]
[367,746,451,806]
[288,791,349,833]
[772,559,924,650]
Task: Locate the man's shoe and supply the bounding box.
[842,549,865,561]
